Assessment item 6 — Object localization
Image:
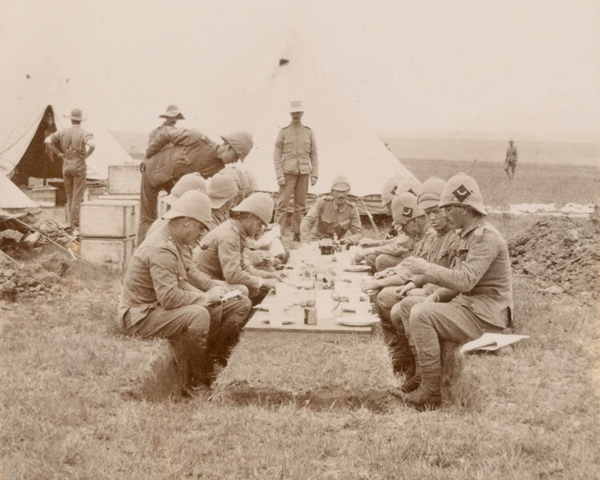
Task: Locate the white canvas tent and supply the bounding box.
[0,174,37,210]
[0,68,134,186]
[222,32,415,205]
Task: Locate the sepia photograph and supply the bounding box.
[1,0,598,478]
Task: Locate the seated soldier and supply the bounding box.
[194,193,285,305]
[355,177,423,271]
[300,175,362,245]
[116,191,252,393]
[145,173,207,238]
[398,173,513,410]
[361,192,429,374]
[208,170,239,227]
[365,178,460,376]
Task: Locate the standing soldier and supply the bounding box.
[149,105,184,144]
[45,108,95,228]
[273,100,318,242]
[505,139,518,179]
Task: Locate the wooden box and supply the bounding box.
[108,163,142,195]
[22,186,57,207]
[80,236,136,271]
[80,200,140,238]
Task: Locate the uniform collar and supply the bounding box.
[459,215,485,238]
[436,223,453,236]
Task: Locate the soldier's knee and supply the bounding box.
[185,305,211,333]
[390,303,404,331]
[409,302,432,329]
[377,287,397,312]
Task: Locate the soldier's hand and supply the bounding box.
[277,177,286,186]
[396,282,416,298]
[206,286,227,304]
[359,238,377,248]
[268,271,287,282]
[424,292,439,303]
[310,176,317,186]
[261,279,278,291]
[361,278,378,293]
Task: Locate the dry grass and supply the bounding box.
[1,158,599,478]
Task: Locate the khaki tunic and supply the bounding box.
[117,224,212,329]
[422,217,513,328]
[300,196,363,244]
[194,219,270,291]
[273,123,318,179]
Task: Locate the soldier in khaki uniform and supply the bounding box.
[399,173,513,410]
[273,100,318,241]
[194,193,285,305]
[300,175,362,245]
[149,105,184,144]
[117,191,252,392]
[44,108,95,228]
[505,139,518,179]
[138,127,253,243]
[355,177,423,272]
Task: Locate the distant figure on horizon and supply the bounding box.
[273,100,319,242]
[505,139,518,179]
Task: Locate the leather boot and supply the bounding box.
[400,346,420,393]
[405,362,441,411]
[186,329,213,389]
[392,331,416,378]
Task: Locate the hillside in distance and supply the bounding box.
[381,135,599,166]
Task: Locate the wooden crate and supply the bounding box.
[22,186,57,207]
[108,163,142,195]
[80,236,136,271]
[80,200,139,238]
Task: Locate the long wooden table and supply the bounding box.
[244,243,380,334]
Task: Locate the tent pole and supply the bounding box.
[359,197,380,236]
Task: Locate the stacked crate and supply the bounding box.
[79,199,139,271]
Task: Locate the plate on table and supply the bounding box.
[337,316,380,327]
[343,265,372,273]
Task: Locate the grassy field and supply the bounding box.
[1,159,599,479]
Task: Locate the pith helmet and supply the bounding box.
[64,108,86,121]
[163,190,213,229]
[244,169,258,195]
[439,173,487,215]
[164,173,207,205]
[395,176,423,197]
[289,100,304,113]
[331,174,351,191]
[381,178,402,207]
[159,104,185,120]
[391,192,425,225]
[208,171,238,209]
[220,131,254,160]
[231,166,249,190]
[417,177,446,210]
[231,192,274,226]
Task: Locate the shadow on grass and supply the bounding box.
[212,384,402,413]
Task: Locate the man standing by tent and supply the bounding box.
[149,105,184,144]
[138,127,253,243]
[45,108,95,228]
[273,100,318,242]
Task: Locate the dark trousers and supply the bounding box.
[274,173,309,235]
[138,174,175,244]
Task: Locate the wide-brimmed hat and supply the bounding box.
[231,192,274,226]
[64,108,86,121]
[163,173,207,205]
[220,131,253,160]
[289,100,304,113]
[159,104,185,119]
[208,171,238,209]
[162,190,213,229]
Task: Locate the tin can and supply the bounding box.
[304,307,317,325]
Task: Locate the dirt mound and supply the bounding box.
[0,253,71,301]
[508,216,600,299]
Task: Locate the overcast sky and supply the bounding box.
[1,0,598,139]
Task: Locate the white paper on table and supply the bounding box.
[460,333,530,353]
[254,224,281,249]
